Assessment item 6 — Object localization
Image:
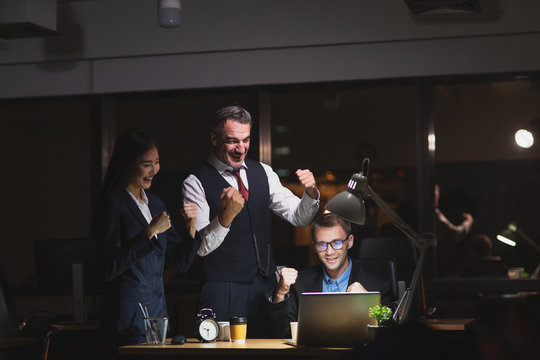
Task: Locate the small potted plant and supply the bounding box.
[367,304,393,339]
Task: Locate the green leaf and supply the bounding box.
[368,304,393,324]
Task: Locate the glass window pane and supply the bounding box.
[433,79,540,279]
[270,83,417,267]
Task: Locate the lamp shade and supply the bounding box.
[497,222,518,247]
[496,229,517,247]
[325,190,366,225]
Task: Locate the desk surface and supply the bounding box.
[119,319,473,359]
[0,337,37,351]
[119,338,352,359]
[417,318,475,331]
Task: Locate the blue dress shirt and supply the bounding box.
[322,257,352,292]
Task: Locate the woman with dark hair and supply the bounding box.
[92,129,200,346]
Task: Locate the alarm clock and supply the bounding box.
[195,308,220,342]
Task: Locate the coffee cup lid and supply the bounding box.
[230,316,247,324]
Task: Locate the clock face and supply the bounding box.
[198,318,220,342]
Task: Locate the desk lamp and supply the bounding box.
[325,158,435,325]
[497,222,540,278]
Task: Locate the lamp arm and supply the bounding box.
[359,181,433,324]
[516,229,540,256]
[362,183,422,249]
[362,184,432,325]
[394,246,428,324]
[333,166,435,324]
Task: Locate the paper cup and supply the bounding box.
[290,321,298,341]
[217,321,231,341]
[230,316,247,343]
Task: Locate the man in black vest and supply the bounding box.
[182,105,320,337]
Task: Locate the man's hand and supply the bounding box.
[296,169,318,200]
[182,203,198,238]
[273,267,298,303]
[146,211,171,239]
[218,187,245,227]
[346,282,367,293]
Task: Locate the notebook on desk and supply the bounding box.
[287,291,380,347]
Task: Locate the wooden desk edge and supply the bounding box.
[417,318,475,331]
[119,338,353,356]
[0,337,38,351]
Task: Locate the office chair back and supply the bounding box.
[355,258,399,303]
[354,235,424,315]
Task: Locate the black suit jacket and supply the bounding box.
[92,190,201,344]
[266,258,393,339]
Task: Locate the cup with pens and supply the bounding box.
[139,302,168,344]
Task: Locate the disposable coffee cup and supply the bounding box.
[144,317,168,344]
[217,321,231,341]
[290,321,298,341]
[229,316,247,343]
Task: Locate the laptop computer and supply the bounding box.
[290,291,381,347]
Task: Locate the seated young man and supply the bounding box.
[266,212,394,339]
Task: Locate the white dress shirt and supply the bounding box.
[182,153,320,256]
[126,188,157,239]
[127,189,151,223]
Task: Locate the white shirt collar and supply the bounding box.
[126,188,149,206]
[207,152,248,174]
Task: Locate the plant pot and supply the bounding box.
[367,324,387,341]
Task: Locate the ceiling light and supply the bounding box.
[158,0,181,28]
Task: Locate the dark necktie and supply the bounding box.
[231,168,249,201]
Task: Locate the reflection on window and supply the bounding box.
[434,80,540,279]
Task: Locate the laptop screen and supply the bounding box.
[296,291,380,347]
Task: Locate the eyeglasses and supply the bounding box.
[313,236,350,252]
